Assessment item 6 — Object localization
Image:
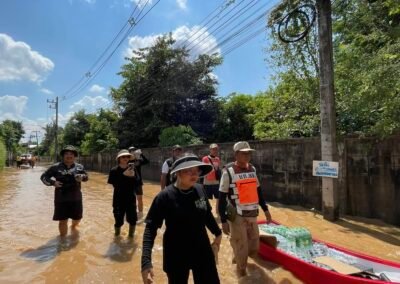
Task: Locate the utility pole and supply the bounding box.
[316,0,339,221]
[31,130,40,149]
[47,96,59,162]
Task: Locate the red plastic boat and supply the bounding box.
[258,220,400,284]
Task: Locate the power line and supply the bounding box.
[62,0,160,101]
[185,0,249,50]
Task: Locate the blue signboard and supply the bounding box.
[312,160,339,178]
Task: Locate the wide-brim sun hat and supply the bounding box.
[60,145,78,157]
[170,155,213,177]
[233,141,256,152]
[116,149,133,161]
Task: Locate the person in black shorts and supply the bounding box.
[40,145,88,237]
[108,149,139,238]
[128,146,149,222]
[141,154,222,284]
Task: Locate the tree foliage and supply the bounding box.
[80,109,119,155]
[0,138,6,168]
[63,110,92,147]
[0,120,25,152]
[158,125,202,147]
[111,35,222,148]
[212,93,256,142]
[262,0,400,139]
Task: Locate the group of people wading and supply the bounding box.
[40,141,272,284]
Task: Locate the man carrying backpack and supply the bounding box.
[160,145,183,190]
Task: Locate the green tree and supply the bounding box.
[111,35,222,148]
[0,138,6,168]
[158,125,202,147]
[63,110,92,148]
[0,120,25,154]
[39,123,63,157]
[252,72,320,139]
[80,109,119,155]
[265,0,400,138]
[333,0,400,136]
[213,93,256,142]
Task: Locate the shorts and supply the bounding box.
[53,201,83,221]
[135,184,143,195]
[204,184,219,199]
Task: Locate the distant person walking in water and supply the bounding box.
[40,146,88,237]
[128,146,150,222]
[142,154,222,284]
[108,149,139,238]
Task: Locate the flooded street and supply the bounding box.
[0,165,399,283]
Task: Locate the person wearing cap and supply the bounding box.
[107,149,138,238]
[141,154,222,284]
[40,145,88,237]
[128,146,150,222]
[218,141,272,278]
[202,143,222,216]
[160,144,183,190]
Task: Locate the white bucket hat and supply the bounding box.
[116,149,133,161]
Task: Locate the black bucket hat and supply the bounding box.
[60,145,78,157]
[170,155,213,177]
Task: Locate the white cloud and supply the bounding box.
[125,25,220,59]
[176,0,187,10]
[84,0,96,3]
[0,95,48,143]
[89,84,106,93]
[0,95,28,120]
[131,0,152,9]
[69,95,110,112]
[40,88,54,95]
[0,34,54,83]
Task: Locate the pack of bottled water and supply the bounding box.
[259,224,359,267]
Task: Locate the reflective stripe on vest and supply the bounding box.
[227,167,259,215]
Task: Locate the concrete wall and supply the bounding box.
[79,136,400,226]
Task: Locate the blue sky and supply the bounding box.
[0,0,278,143]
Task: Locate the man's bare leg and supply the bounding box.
[71,219,81,233]
[59,220,68,237]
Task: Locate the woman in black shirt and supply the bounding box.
[108,149,138,238]
[141,155,222,284]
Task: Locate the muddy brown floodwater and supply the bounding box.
[0,165,399,283]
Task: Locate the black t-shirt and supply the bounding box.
[107,166,138,205]
[40,162,88,202]
[143,184,222,272]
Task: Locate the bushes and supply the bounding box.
[0,139,6,169]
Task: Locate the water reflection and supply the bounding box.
[105,237,137,262]
[20,231,80,262]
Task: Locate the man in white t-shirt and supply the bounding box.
[160,145,183,190]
